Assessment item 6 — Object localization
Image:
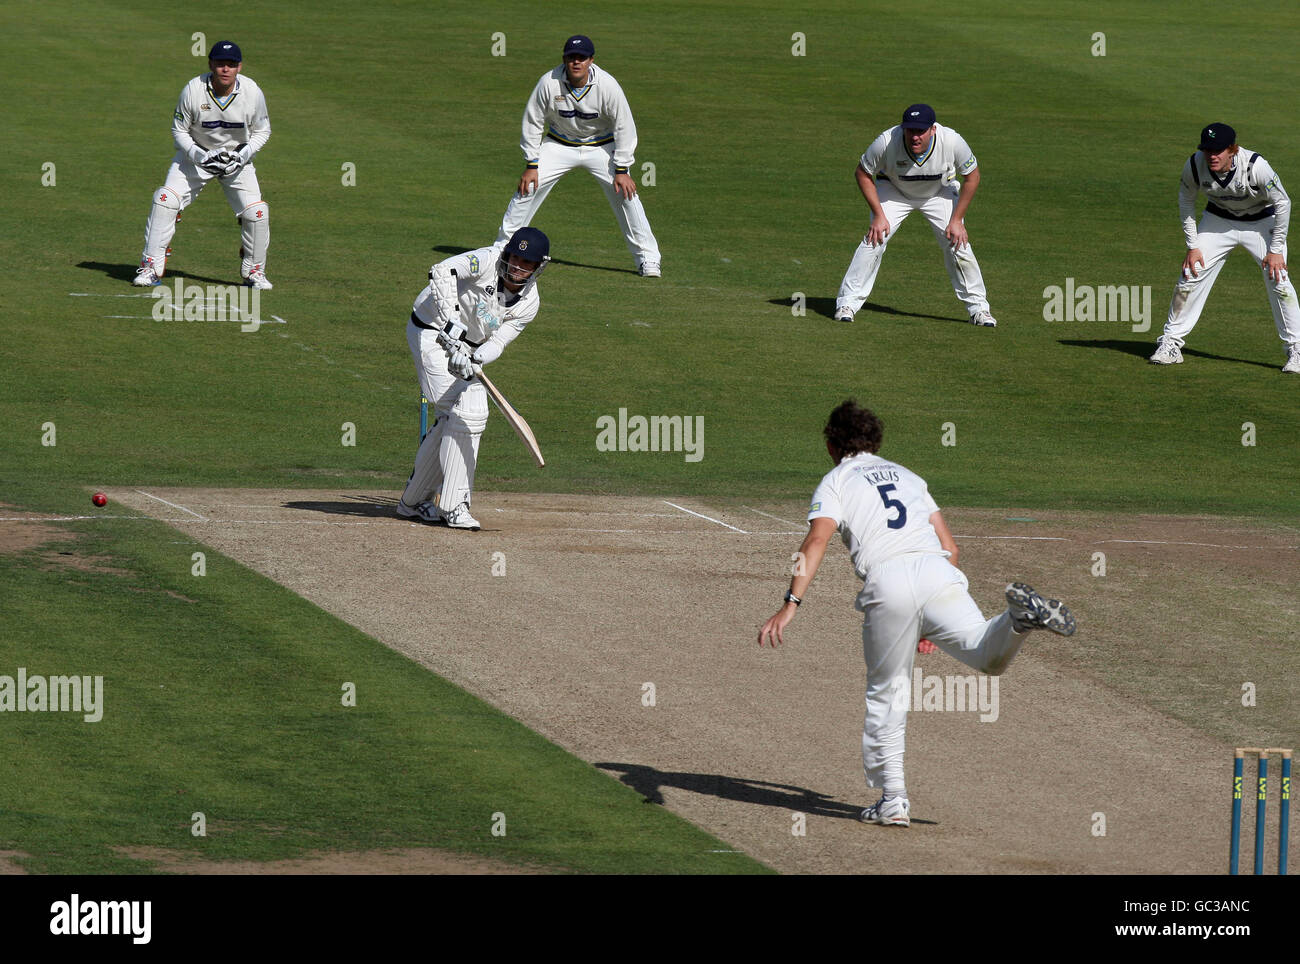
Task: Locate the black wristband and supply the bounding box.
[783,590,802,607]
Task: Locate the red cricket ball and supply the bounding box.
[92,493,107,507]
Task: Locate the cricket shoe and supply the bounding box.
[638,261,661,278]
[860,795,910,827]
[443,503,481,531]
[396,500,442,524]
[835,307,855,323]
[969,311,998,327]
[132,265,160,287]
[243,268,273,290]
[1005,582,1076,636]
[1149,338,1183,365]
[1283,347,1300,374]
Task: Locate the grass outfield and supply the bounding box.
[1,1,1297,874]
[0,486,766,874]
[2,0,1296,515]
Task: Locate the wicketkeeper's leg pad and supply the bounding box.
[142,187,183,274]
[239,201,270,275]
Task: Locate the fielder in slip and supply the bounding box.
[1149,122,1300,373]
[758,400,1075,827]
[834,104,996,327]
[397,229,550,531]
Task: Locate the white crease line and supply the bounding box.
[661,501,748,534]
[101,314,287,324]
[70,292,159,298]
[741,505,806,528]
[135,491,209,521]
[165,519,379,525]
[953,535,1071,542]
[1097,539,1298,550]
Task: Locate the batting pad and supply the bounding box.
[401,418,445,507]
[239,202,270,273]
[437,429,482,510]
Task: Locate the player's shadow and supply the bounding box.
[76,261,232,286]
[1059,338,1277,369]
[768,295,962,324]
[596,761,936,824]
[282,495,402,518]
[432,245,637,275]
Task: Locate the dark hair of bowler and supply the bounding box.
[824,399,884,457]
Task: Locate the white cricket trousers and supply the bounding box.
[141,152,265,273]
[1160,210,1300,349]
[495,139,660,268]
[857,552,1023,795]
[837,180,990,316]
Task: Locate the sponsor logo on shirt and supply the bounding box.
[468,255,480,273]
[810,501,821,512]
[475,299,503,331]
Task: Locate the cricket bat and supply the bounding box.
[473,366,545,468]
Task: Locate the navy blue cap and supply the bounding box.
[563,35,595,58]
[208,40,242,63]
[900,104,936,129]
[1199,122,1236,152]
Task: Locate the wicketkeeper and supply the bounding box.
[132,40,272,289]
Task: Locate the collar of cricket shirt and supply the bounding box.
[206,77,240,110]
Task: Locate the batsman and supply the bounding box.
[396,228,550,531]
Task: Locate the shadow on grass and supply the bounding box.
[77,261,232,286]
[596,761,936,824]
[432,245,637,275]
[1058,339,1278,369]
[767,295,962,324]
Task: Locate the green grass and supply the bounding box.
[1,0,1296,515]
[2,0,1298,873]
[0,485,766,874]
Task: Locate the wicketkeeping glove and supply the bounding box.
[217,152,241,177]
[199,150,229,174]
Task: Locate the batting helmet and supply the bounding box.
[498,227,551,291]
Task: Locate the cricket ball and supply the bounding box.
[92,493,107,507]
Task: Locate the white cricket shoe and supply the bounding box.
[132,266,160,287]
[970,311,998,327]
[443,503,481,531]
[835,307,854,323]
[1005,582,1076,636]
[1149,339,1183,365]
[638,261,661,278]
[1283,348,1300,374]
[860,795,910,827]
[243,269,273,290]
[396,500,441,524]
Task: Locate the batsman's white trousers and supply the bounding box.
[836,180,990,316]
[857,552,1023,794]
[140,152,265,271]
[495,139,661,268]
[1160,210,1300,349]
[402,319,488,511]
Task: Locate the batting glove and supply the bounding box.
[447,345,474,380]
